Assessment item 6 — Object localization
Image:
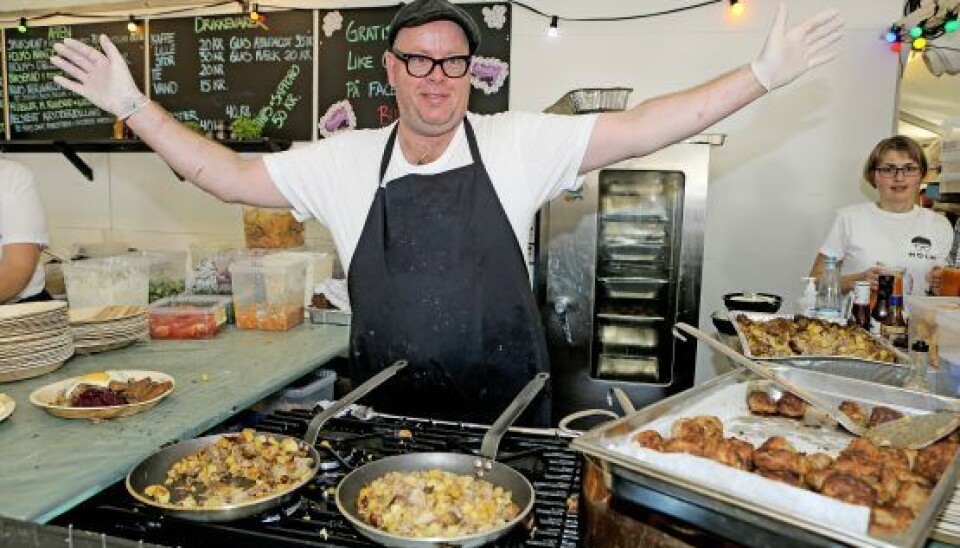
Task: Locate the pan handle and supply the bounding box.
[479,372,549,460]
[305,360,408,446]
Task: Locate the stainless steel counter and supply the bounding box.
[0,323,349,523]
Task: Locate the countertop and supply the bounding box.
[0,323,349,523]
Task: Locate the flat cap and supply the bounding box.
[388,0,481,54]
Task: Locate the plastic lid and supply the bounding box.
[912,340,929,352]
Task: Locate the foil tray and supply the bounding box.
[571,367,960,548]
[731,311,907,366]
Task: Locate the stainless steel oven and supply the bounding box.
[537,135,722,421]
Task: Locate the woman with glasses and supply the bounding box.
[810,135,953,296]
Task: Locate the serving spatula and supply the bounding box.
[673,322,960,449]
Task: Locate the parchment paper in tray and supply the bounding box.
[608,382,870,534]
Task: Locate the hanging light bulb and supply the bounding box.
[884,30,899,43]
[249,3,261,21]
[912,36,927,50]
[547,15,558,38]
[909,26,923,38]
[729,0,746,18]
[890,41,903,53]
[946,18,959,33]
[127,15,139,33]
[17,17,27,33]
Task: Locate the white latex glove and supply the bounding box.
[50,34,148,119]
[751,4,844,92]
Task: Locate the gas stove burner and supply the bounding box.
[54,414,583,548]
[259,497,303,523]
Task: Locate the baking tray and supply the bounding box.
[600,324,658,348]
[307,306,351,326]
[731,311,906,366]
[571,367,960,548]
[599,276,668,299]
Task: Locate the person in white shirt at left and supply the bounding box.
[0,160,51,304]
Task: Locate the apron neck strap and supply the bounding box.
[377,117,480,185]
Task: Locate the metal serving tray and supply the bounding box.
[731,311,906,366]
[571,367,960,548]
[307,306,351,326]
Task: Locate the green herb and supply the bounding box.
[229,116,265,140]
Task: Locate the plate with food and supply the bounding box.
[29,370,174,419]
[0,393,14,422]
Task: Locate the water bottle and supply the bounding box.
[798,277,817,317]
[816,256,842,318]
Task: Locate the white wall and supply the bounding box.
[6,0,903,383]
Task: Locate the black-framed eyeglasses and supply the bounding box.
[875,164,922,177]
[391,49,471,78]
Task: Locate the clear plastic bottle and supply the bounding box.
[816,257,842,318]
[904,339,931,392]
[798,277,817,316]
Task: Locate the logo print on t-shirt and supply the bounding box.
[908,235,935,260]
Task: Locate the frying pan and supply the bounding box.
[336,372,549,547]
[125,360,407,522]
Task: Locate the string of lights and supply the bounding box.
[0,0,748,34]
[885,1,960,53]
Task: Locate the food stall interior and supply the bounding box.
[51,409,584,548]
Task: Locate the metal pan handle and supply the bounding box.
[479,372,549,460]
[305,360,407,446]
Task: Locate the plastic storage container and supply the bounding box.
[229,255,307,330]
[905,296,960,365]
[149,295,231,339]
[62,256,149,308]
[130,250,188,303]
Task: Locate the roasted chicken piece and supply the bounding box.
[895,482,932,514]
[707,437,756,471]
[867,406,904,428]
[913,441,959,483]
[839,401,867,427]
[755,437,802,476]
[746,391,778,415]
[820,473,877,507]
[757,469,802,487]
[776,392,807,418]
[632,430,665,451]
[671,416,723,441]
[870,505,915,535]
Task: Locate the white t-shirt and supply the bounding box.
[0,160,48,301]
[819,202,953,295]
[264,111,598,273]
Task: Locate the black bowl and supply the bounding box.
[711,309,739,336]
[723,292,782,314]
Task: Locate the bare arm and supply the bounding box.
[51,35,288,207]
[0,243,41,303]
[124,103,287,206]
[582,66,763,173]
[809,253,880,294]
[581,4,843,174]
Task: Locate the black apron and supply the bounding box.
[347,119,550,426]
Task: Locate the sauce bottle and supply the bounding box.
[849,280,872,331]
[881,295,908,349]
[870,276,892,337]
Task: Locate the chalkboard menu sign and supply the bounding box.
[316,3,510,137]
[0,71,6,139]
[4,23,145,139]
[149,11,313,141]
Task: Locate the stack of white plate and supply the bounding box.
[69,305,150,355]
[0,301,74,382]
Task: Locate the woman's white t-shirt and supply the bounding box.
[819,202,953,295]
[264,111,598,273]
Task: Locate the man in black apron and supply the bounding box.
[51,0,843,428]
[348,0,550,426]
